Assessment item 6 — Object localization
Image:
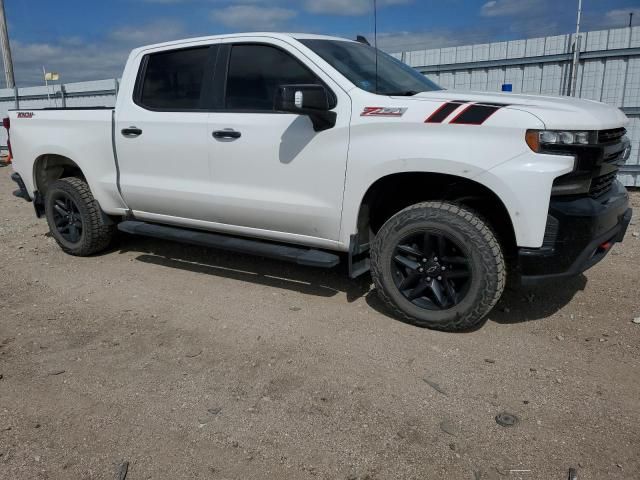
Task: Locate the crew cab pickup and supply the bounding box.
[6,33,633,331]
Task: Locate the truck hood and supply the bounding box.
[405,90,629,131]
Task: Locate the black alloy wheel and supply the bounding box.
[370,202,506,331]
[45,177,116,256]
[391,231,472,310]
[51,192,84,244]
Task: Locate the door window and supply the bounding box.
[225,44,323,111]
[138,47,210,110]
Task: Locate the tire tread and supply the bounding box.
[371,202,506,331]
[46,177,115,256]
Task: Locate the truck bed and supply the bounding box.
[8,108,126,214]
[39,107,115,111]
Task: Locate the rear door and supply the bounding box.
[115,44,218,220]
[205,40,351,242]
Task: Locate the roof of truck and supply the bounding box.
[132,32,354,54]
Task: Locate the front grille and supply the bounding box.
[551,127,625,198]
[598,128,626,144]
[589,171,618,198]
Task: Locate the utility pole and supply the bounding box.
[0,0,15,89]
[630,12,634,28]
[570,0,583,97]
[43,66,51,103]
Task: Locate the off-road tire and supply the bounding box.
[371,202,506,331]
[45,177,115,256]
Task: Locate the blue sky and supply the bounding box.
[4,0,640,85]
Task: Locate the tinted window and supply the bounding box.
[140,47,209,110]
[300,39,441,96]
[226,44,321,111]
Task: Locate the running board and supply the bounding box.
[118,221,341,269]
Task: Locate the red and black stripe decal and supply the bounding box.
[425,101,468,123]
[449,103,508,125]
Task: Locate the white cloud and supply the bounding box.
[140,0,189,3]
[211,5,297,30]
[8,20,188,86]
[12,40,128,86]
[110,20,186,44]
[376,26,523,54]
[306,0,412,16]
[480,0,539,17]
[377,33,453,53]
[137,0,413,16]
[603,8,640,28]
[10,0,632,87]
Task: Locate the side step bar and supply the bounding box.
[118,221,341,269]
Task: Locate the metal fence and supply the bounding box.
[1,26,639,186]
[392,26,640,186]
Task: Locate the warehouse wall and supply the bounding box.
[392,26,640,186]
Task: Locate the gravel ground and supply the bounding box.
[1,170,639,480]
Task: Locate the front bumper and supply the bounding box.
[519,180,631,285]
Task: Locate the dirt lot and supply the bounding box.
[1,170,639,480]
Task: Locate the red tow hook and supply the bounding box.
[597,241,614,254]
[2,117,12,165]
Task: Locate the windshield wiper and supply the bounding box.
[384,90,420,96]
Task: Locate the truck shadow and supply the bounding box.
[364,274,588,329]
[118,235,371,302]
[488,275,588,325]
[118,235,587,327]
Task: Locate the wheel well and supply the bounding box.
[357,172,517,256]
[33,154,84,197]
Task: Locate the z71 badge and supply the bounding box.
[17,112,35,119]
[361,107,407,117]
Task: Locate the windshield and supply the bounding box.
[300,39,442,96]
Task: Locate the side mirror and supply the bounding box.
[275,84,337,132]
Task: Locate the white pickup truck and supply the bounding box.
[6,33,633,331]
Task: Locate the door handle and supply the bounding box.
[213,129,242,140]
[121,127,143,138]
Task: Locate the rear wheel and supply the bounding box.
[45,177,115,256]
[371,202,505,331]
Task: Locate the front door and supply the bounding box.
[206,41,351,242]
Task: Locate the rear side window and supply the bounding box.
[139,47,209,110]
[226,44,322,111]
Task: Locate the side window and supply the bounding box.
[226,44,322,111]
[139,47,210,110]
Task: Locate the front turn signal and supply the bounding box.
[525,130,540,152]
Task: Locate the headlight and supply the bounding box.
[526,130,594,152]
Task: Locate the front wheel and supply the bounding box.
[45,177,115,256]
[371,202,505,332]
